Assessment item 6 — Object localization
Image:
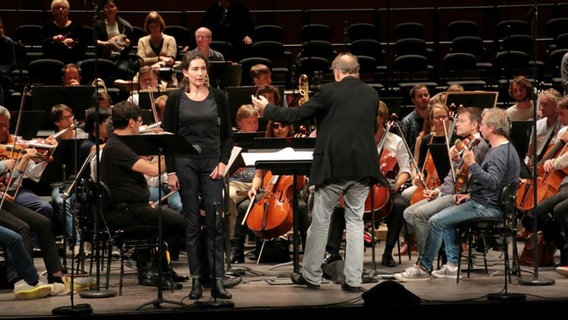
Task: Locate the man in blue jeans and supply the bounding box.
[395,108,520,281]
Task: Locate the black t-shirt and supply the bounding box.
[100,133,149,204]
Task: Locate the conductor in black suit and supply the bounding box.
[251,52,386,292]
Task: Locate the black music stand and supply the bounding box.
[118,134,198,310]
[255,160,312,274]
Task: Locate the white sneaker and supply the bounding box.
[13,279,52,300]
[556,266,568,278]
[50,282,67,296]
[431,264,458,279]
[394,264,430,282]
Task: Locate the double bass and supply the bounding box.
[516,140,568,211]
[246,171,306,239]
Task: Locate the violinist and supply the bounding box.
[401,101,453,254]
[529,96,568,274]
[395,107,520,281]
[403,107,488,261]
[0,106,57,230]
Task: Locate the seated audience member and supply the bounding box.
[189,27,225,62]
[95,0,133,79]
[62,63,81,86]
[0,17,16,106]
[137,11,176,70]
[41,0,86,64]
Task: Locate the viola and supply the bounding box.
[246,171,306,239]
[516,140,568,211]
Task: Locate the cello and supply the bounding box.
[516,140,568,211]
[246,170,306,239]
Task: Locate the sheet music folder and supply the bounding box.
[117,133,199,156]
[445,91,499,109]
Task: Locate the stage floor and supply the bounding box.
[0,238,567,319]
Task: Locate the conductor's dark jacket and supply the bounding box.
[263,76,384,187]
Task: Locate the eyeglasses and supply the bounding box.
[271,123,287,129]
[433,115,448,121]
[59,114,74,121]
[0,123,10,129]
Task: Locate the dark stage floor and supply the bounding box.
[1,238,567,319]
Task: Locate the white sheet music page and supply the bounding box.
[241,147,313,167]
[225,146,243,176]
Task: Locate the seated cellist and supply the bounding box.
[529,96,568,275]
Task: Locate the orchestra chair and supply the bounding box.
[394,22,426,40]
[90,180,160,296]
[27,59,65,85]
[345,23,379,42]
[210,40,236,62]
[254,24,285,42]
[300,24,332,42]
[446,20,479,40]
[455,181,521,283]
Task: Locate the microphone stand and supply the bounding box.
[518,2,555,287]
[78,0,118,300]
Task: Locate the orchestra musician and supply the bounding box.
[231,119,310,264]
[517,88,563,240]
[47,104,88,257]
[0,105,67,290]
[99,100,186,290]
[528,96,568,275]
[403,107,488,261]
[395,107,520,281]
[400,101,453,256]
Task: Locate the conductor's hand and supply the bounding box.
[251,94,269,112]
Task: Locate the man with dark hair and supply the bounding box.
[99,100,187,289]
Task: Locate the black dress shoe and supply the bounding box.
[341,283,363,293]
[230,249,245,264]
[211,279,232,299]
[381,254,396,267]
[322,252,342,265]
[189,278,202,300]
[290,272,319,289]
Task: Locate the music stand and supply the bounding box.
[255,160,312,274]
[118,134,198,310]
[445,90,499,109]
[208,62,243,90]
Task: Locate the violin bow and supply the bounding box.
[392,119,425,187]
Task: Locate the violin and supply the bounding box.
[516,140,568,211]
[0,135,55,163]
[246,171,306,239]
[453,135,481,193]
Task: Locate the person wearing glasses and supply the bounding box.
[99,100,187,290]
[188,27,225,62]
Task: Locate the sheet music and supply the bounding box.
[225,146,243,176]
[241,147,313,167]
